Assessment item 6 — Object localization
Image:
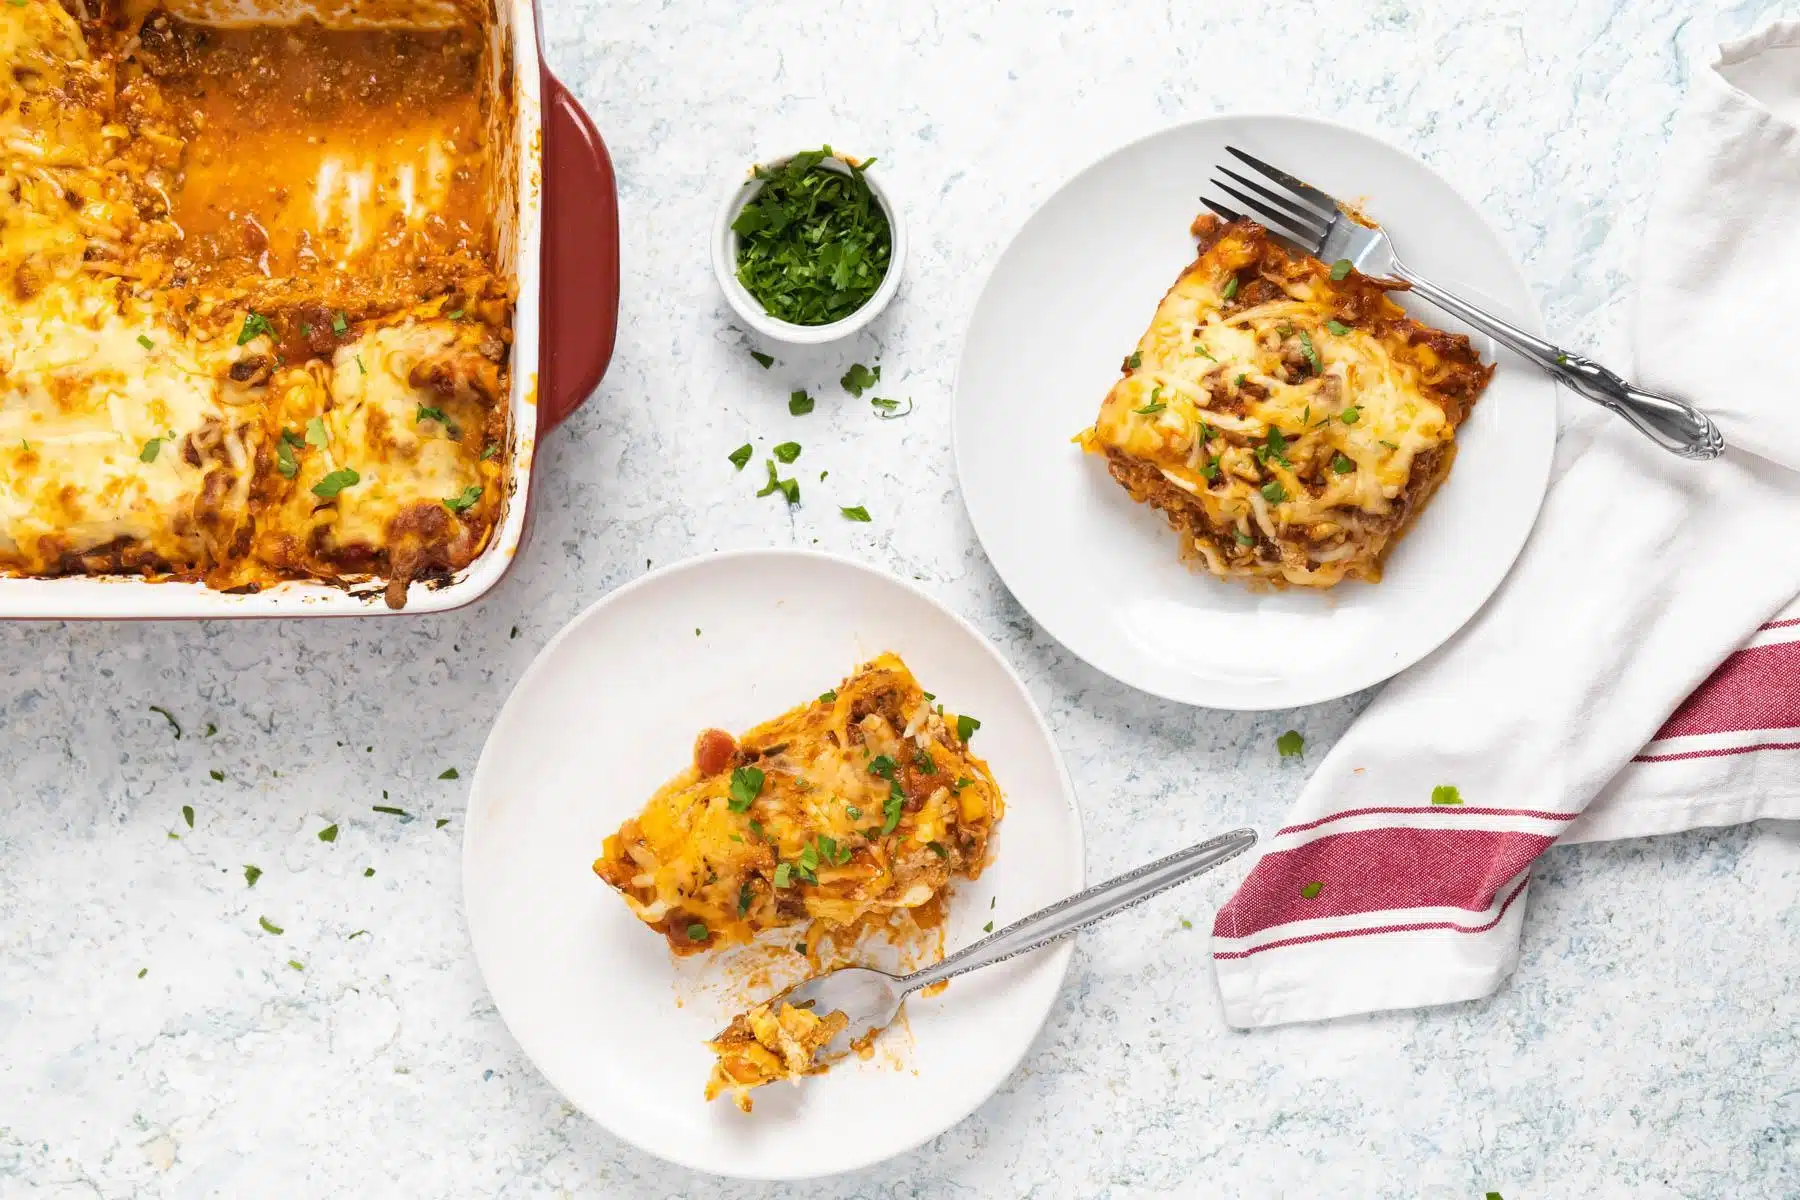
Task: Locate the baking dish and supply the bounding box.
[0,0,618,619]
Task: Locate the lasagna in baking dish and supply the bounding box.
[1077,215,1493,588]
[592,653,1003,956]
[0,0,512,607]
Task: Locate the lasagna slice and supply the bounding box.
[592,652,1002,954]
[704,1001,849,1113]
[1076,215,1493,588]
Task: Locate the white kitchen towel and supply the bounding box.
[1210,20,1800,1029]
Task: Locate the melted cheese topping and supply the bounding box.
[1079,218,1492,587]
[704,1001,849,1113]
[593,653,1003,956]
[0,3,510,605]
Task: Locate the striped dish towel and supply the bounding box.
[1211,20,1800,1028]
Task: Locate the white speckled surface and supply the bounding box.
[4,0,1798,1194]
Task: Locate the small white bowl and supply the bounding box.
[712,149,906,345]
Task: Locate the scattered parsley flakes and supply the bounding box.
[1330,259,1353,281]
[1276,730,1304,758]
[756,459,800,505]
[438,767,460,780]
[149,705,182,738]
[258,916,284,935]
[181,804,194,828]
[957,714,981,743]
[436,818,450,829]
[139,437,163,463]
[1300,881,1323,900]
[137,334,155,350]
[443,485,481,515]
[415,405,449,428]
[773,862,793,888]
[244,865,263,887]
[1326,319,1351,336]
[311,468,360,499]
[1261,481,1287,504]
[772,441,801,464]
[1431,785,1463,806]
[1331,452,1356,474]
[288,959,305,971]
[983,920,995,933]
[1340,406,1360,425]
[728,443,753,469]
[1134,401,1167,415]
[1298,330,1321,373]
[1235,531,1256,546]
[1222,276,1239,300]
[356,354,368,375]
[927,841,948,859]
[363,867,375,877]
[237,311,274,346]
[819,689,838,703]
[750,350,774,368]
[840,362,880,397]
[205,723,217,737]
[137,967,147,978]
[870,396,913,418]
[788,389,814,415]
[372,805,411,819]
[318,823,338,843]
[348,929,369,939]
[331,311,349,336]
[1124,351,1142,370]
[840,505,871,522]
[881,789,903,835]
[728,766,765,812]
[275,437,300,479]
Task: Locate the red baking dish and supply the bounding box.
[0,0,618,618]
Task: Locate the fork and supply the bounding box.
[1204,147,1725,461]
[738,828,1258,1063]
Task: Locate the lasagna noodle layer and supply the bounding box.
[593,652,1004,956]
[0,1,512,607]
[1077,216,1493,587]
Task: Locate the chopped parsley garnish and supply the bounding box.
[363,867,375,877]
[1431,785,1463,806]
[732,148,892,326]
[728,766,765,812]
[318,823,338,842]
[927,841,948,859]
[868,754,897,780]
[956,714,981,743]
[772,441,802,463]
[1200,456,1221,482]
[840,362,880,397]
[1234,373,1247,388]
[914,748,936,775]
[1133,401,1167,416]
[1300,881,1323,900]
[788,389,814,415]
[244,865,262,887]
[372,805,411,818]
[1331,452,1356,474]
[750,350,774,368]
[983,921,994,933]
[1222,275,1239,300]
[443,485,481,515]
[149,705,182,738]
[840,505,871,522]
[306,417,330,448]
[1235,531,1256,546]
[258,916,284,935]
[1340,406,1360,425]
[748,819,766,840]
[275,438,299,478]
[356,354,368,375]
[139,438,163,463]
[448,308,465,321]
[870,396,913,418]
[1260,481,1287,504]
[1330,259,1353,281]
[237,311,274,345]
[331,311,349,336]
[205,723,217,737]
[138,968,147,978]
[686,922,708,942]
[1256,427,1290,467]
[818,689,837,703]
[206,769,223,782]
[288,960,304,971]
[738,881,754,915]
[1326,319,1351,336]
[728,443,753,469]
[438,767,459,780]
[415,405,449,428]
[1124,351,1142,370]
[311,468,360,499]
[756,459,800,505]
[482,442,500,460]
[1380,439,1399,450]
[1298,330,1321,373]
[845,804,862,819]
[952,777,974,791]
[881,788,903,835]
[773,862,793,888]
[1277,730,1304,758]
[182,804,194,828]
[1193,344,1216,362]
[137,334,154,350]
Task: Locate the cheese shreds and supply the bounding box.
[1077,216,1493,587]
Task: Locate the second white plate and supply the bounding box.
[954,114,1556,710]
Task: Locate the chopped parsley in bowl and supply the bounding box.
[713,146,906,344]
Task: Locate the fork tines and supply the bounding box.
[1200,146,1341,256]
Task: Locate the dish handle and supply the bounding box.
[538,70,619,434]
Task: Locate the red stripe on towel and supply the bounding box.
[1633,739,1800,764]
[1652,639,1800,739]
[1277,804,1578,836]
[1211,827,1554,941]
[1213,876,1533,960]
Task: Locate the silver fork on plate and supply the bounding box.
[1204,147,1725,461]
[754,828,1258,1061]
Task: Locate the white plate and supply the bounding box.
[463,550,1084,1180]
[954,114,1557,710]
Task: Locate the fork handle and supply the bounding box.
[899,828,1259,994]
[1390,262,1726,461]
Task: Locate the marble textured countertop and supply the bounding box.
[4,0,1798,1195]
